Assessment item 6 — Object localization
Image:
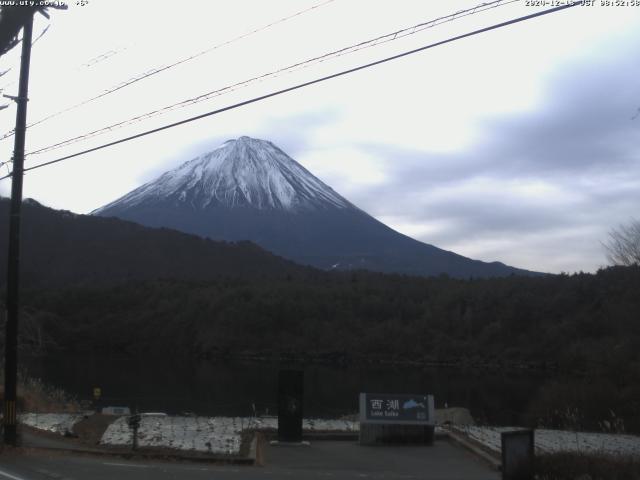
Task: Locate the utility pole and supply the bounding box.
[3,10,34,446]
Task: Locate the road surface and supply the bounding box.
[0,440,498,479]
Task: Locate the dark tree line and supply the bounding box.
[2,199,640,431]
[12,265,639,373]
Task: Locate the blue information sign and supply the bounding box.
[359,393,435,425]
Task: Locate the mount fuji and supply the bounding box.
[93,136,535,277]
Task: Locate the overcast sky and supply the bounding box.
[1,0,639,274]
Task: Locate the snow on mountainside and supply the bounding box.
[94,136,539,278]
[94,136,351,214]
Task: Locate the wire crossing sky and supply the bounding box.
[20,0,522,158]
[0,0,337,142]
[1,0,639,274]
[0,1,579,180]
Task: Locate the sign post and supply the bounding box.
[127,413,141,451]
[359,393,435,445]
[92,386,102,408]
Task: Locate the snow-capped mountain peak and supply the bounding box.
[93,136,537,278]
[94,136,351,213]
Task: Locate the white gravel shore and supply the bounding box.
[454,425,640,457]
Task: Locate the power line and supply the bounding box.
[0,0,337,142]
[0,23,51,95]
[23,0,519,157]
[1,44,127,100]
[81,45,129,68]
[0,2,581,182]
[31,23,50,46]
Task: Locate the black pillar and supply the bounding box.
[277,369,303,442]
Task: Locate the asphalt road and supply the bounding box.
[0,440,498,480]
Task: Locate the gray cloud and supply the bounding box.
[256,109,341,158]
[344,43,640,272]
[133,110,340,185]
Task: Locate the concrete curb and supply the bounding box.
[16,432,262,466]
[249,430,360,442]
[248,433,260,465]
[444,430,502,471]
[16,444,257,465]
[18,422,261,465]
[303,432,358,441]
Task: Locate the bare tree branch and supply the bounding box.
[603,219,640,266]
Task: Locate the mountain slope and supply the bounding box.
[0,198,306,288]
[94,136,538,278]
[96,137,351,213]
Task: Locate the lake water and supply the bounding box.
[24,355,550,425]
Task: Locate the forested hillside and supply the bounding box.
[0,198,307,288]
[20,266,640,377]
[3,198,640,432]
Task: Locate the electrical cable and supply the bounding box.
[0,24,49,97]
[0,0,337,141]
[0,2,581,182]
[22,0,519,156]
[30,23,50,46]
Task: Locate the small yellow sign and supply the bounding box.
[93,387,102,399]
